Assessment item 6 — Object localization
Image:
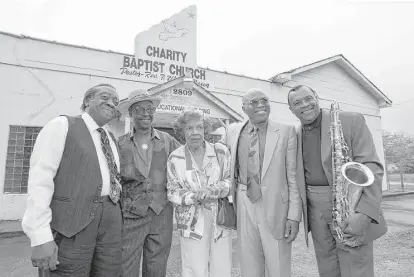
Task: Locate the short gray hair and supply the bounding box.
[172,110,212,142]
[287,85,318,106]
[81,83,116,111]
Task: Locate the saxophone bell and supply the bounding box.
[341,162,375,213]
[341,162,374,188]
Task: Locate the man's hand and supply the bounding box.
[340,212,371,237]
[284,219,299,244]
[31,241,59,271]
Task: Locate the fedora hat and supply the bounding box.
[118,89,162,117]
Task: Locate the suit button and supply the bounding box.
[90,212,95,216]
[93,198,99,203]
[97,185,102,190]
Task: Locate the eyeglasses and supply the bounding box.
[131,106,156,115]
[245,97,270,107]
[185,125,204,133]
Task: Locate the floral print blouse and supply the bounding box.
[167,141,232,241]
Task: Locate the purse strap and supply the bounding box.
[212,143,224,180]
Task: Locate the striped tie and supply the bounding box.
[246,127,262,202]
[97,128,121,204]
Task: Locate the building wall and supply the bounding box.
[0,33,388,220]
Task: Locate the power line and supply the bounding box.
[390,97,414,107]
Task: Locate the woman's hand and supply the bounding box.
[192,187,212,203]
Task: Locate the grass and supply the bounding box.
[386,174,414,193]
[164,226,414,277]
[388,173,414,183]
[290,227,414,277]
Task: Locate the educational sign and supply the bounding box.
[122,5,210,88]
[153,84,228,119]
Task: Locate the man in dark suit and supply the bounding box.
[22,83,122,276]
[288,85,387,277]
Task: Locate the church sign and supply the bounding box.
[119,5,210,88]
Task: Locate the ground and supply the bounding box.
[1,194,414,277]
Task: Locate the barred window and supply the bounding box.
[4,125,42,194]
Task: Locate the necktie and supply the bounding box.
[246,127,262,202]
[97,128,121,204]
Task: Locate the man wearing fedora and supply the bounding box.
[117,89,181,277]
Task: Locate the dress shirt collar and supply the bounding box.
[128,127,161,141]
[247,120,268,133]
[302,109,322,132]
[81,112,105,133]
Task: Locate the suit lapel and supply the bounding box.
[320,109,333,186]
[261,120,280,181]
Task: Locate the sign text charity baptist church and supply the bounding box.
[120,5,209,88]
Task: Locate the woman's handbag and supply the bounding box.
[217,197,237,230]
[213,143,237,230]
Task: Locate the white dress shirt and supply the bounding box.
[21,113,120,247]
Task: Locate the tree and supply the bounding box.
[382,131,414,189]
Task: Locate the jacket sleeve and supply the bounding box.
[352,113,384,223]
[166,155,196,206]
[206,144,232,199]
[286,125,303,222]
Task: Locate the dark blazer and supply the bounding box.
[296,109,387,246]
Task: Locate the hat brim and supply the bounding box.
[117,96,162,118]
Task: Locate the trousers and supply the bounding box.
[180,207,232,277]
[46,196,122,277]
[237,187,292,277]
[307,185,375,277]
[121,203,173,277]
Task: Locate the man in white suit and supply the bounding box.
[221,88,302,277]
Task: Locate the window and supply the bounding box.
[4,125,42,194]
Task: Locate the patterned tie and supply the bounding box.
[246,127,262,202]
[97,128,121,204]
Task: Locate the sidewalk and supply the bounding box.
[383,182,414,198]
[0,220,24,238]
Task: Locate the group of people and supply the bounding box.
[21,83,387,277]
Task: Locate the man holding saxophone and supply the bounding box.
[288,85,387,277]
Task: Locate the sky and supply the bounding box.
[1,0,414,134]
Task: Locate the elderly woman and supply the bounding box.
[167,110,233,277]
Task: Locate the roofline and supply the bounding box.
[269,54,392,107]
[0,30,132,56]
[270,54,342,77]
[123,76,244,121]
[0,30,270,83]
[340,55,393,105]
[0,30,392,106]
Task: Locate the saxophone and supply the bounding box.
[330,100,375,247]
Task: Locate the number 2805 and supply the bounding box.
[172,88,193,97]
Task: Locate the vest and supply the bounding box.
[50,116,104,238]
[118,130,172,218]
